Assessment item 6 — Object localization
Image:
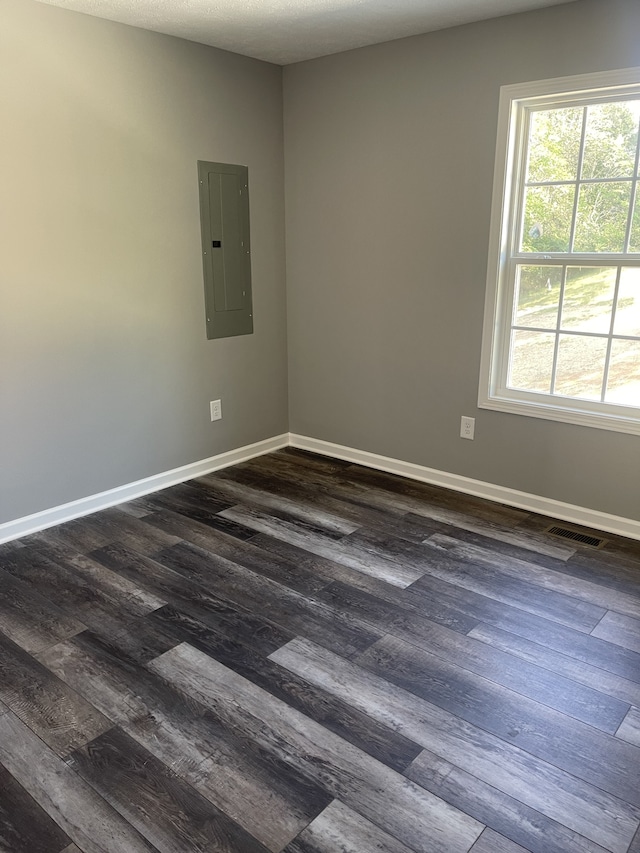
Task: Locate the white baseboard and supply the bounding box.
[0,434,289,545]
[2,430,639,545]
[290,433,640,542]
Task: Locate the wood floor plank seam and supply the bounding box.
[466,610,640,685]
[466,622,640,708]
[64,725,274,853]
[269,636,640,852]
[94,540,383,659]
[403,747,617,853]
[310,579,631,734]
[36,630,336,852]
[353,634,640,811]
[0,711,160,853]
[145,605,425,773]
[425,532,640,622]
[149,641,487,853]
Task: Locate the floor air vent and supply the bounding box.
[544,525,608,549]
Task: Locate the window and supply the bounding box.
[479,68,640,435]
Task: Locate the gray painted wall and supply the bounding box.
[1,0,288,524]
[284,0,640,521]
[3,0,639,528]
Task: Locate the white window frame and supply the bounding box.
[479,67,640,436]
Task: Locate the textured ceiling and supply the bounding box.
[36,0,577,65]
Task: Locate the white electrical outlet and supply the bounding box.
[210,399,222,421]
[460,416,475,440]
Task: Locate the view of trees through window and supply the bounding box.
[507,98,640,408]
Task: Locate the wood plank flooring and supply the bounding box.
[1,447,639,853]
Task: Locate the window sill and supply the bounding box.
[477,392,640,436]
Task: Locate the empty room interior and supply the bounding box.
[2,0,640,851]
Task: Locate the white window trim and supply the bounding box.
[478,66,640,436]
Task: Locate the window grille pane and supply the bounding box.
[581,101,640,179]
[559,266,617,333]
[526,107,582,182]
[554,334,608,400]
[514,266,562,328]
[613,267,640,336]
[521,185,575,253]
[508,330,555,393]
[630,187,640,253]
[605,339,640,406]
[573,182,632,253]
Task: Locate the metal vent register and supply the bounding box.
[544,525,608,549]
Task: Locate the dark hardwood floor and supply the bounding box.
[1,447,640,853]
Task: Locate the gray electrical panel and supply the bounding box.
[198,161,253,339]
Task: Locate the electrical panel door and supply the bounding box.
[198,161,253,339]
